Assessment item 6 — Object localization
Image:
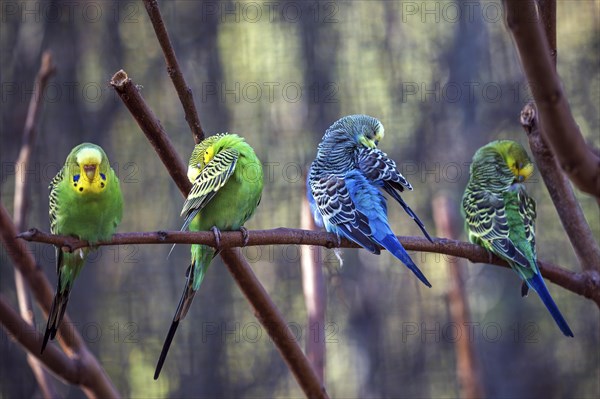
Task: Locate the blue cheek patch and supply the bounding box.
[100,173,106,181]
[73,174,80,182]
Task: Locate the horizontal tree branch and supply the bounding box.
[17,228,600,306]
[505,0,600,198]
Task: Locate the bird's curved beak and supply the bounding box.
[359,135,377,149]
[83,164,98,181]
[518,163,534,181]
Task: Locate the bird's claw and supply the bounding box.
[211,226,222,249]
[335,234,342,248]
[239,226,249,247]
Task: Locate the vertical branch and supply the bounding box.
[521,106,600,273]
[504,0,600,198]
[220,249,329,399]
[142,0,204,144]
[301,194,326,383]
[538,0,557,65]
[516,0,600,272]
[432,195,485,399]
[12,50,58,399]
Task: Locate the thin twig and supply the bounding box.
[221,249,329,398]
[504,0,600,198]
[17,228,600,306]
[14,51,55,228]
[12,50,58,399]
[0,205,120,398]
[109,70,191,195]
[521,104,600,273]
[142,0,204,144]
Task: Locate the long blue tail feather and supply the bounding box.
[380,234,431,287]
[527,273,574,337]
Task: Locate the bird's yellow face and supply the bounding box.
[187,144,216,182]
[507,156,534,183]
[359,124,385,149]
[203,145,215,165]
[71,148,106,194]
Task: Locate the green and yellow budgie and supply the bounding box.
[154,133,263,379]
[462,140,573,337]
[43,143,123,353]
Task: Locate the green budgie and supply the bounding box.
[462,140,573,337]
[154,133,264,379]
[43,143,123,353]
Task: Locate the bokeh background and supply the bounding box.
[1,0,599,397]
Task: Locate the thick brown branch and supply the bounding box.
[109,70,191,195]
[17,228,600,306]
[0,205,120,398]
[12,50,58,399]
[142,0,204,144]
[505,0,600,198]
[521,104,600,273]
[221,249,329,398]
[0,294,79,383]
[538,0,556,65]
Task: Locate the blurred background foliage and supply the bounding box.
[1,0,599,397]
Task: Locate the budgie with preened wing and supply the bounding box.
[154,133,263,379]
[307,114,433,287]
[43,143,123,353]
[462,140,573,337]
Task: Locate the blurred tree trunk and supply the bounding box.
[416,9,490,398]
[433,195,485,399]
[297,0,341,383]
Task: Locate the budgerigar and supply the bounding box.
[307,115,433,287]
[43,143,123,353]
[154,133,263,379]
[462,140,573,337]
